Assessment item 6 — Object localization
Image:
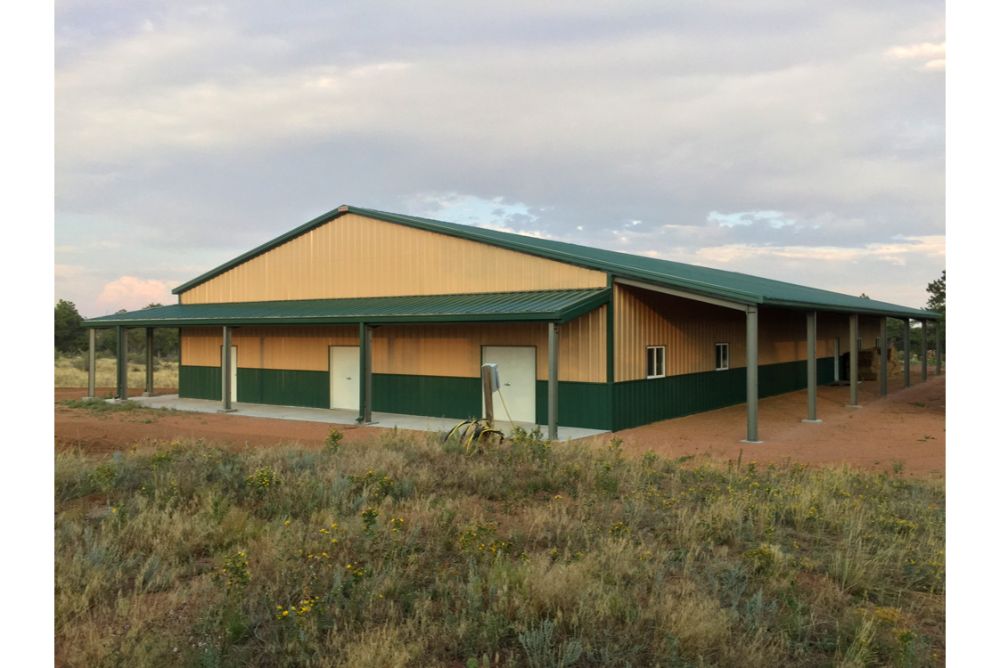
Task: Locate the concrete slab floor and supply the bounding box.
[125,394,606,442]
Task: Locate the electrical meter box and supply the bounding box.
[481,363,500,393]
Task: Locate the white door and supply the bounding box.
[220,345,237,402]
[482,346,536,424]
[330,346,360,410]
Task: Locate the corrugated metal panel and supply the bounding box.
[179,213,606,304]
[180,307,607,381]
[88,288,609,327]
[172,205,936,319]
[613,285,887,382]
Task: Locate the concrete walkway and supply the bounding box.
[127,394,606,442]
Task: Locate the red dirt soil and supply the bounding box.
[55,371,944,476]
[588,371,945,477]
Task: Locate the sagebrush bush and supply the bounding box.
[55,432,944,667]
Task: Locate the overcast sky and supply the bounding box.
[55,1,944,317]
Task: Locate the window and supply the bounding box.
[715,343,730,371]
[874,336,881,352]
[646,346,665,378]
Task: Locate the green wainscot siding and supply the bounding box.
[237,368,329,409]
[612,357,835,431]
[179,365,222,401]
[613,368,746,431]
[535,381,612,430]
[372,373,481,420]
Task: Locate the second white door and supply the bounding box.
[329,346,360,411]
[481,346,536,424]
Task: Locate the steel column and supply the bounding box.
[804,311,820,423]
[744,306,760,443]
[920,319,928,382]
[935,320,942,374]
[86,328,97,399]
[848,314,860,407]
[903,319,911,388]
[879,317,888,397]
[548,322,559,441]
[220,326,233,411]
[362,323,373,423]
[116,326,127,400]
[144,327,154,397]
[833,336,840,383]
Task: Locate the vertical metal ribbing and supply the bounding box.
[848,314,859,407]
[745,306,759,442]
[548,322,559,441]
[87,328,97,399]
[879,317,888,397]
[805,311,818,422]
[903,319,911,388]
[920,319,928,382]
[144,327,154,397]
[221,325,232,411]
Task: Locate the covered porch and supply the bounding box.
[83,288,611,441]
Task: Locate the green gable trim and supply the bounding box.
[170,204,937,320]
[371,373,481,420]
[85,289,609,328]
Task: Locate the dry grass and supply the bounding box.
[55,432,944,666]
[54,354,178,391]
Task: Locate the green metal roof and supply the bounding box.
[84,289,610,328]
[169,204,939,320]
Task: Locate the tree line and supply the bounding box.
[54,300,179,359]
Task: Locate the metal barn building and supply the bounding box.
[83,205,941,441]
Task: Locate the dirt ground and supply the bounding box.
[55,371,944,476]
[593,371,945,477]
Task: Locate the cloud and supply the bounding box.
[96,276,174,312]
[885,41,945,70]
[55,2,944,314]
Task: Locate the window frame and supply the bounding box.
[645,345,666,379]
[714,342,730,371]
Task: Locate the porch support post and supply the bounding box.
[548,321,559,441]
[935,320,942,374]
[359,322,373,424]
[220,325,234,412]
[86,328,97,399]
[848,314,860,408]
[743,306,761,443]
[116,326,127,400]
[920,319,928,382]
[880,316,889,397]
[803,311,820,423]
[903,319,911,388]
[143,327,154,397]
[833,336,840,383]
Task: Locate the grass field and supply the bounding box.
[55,429,944,667]
[54,354,178,391]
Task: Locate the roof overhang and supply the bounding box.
[84,288,611,328]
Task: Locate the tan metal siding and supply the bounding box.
[181,326,358,370]
[614,284,745,381]
[613,284,886,382]
[180,308,606,381]
[180,213,606,304]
